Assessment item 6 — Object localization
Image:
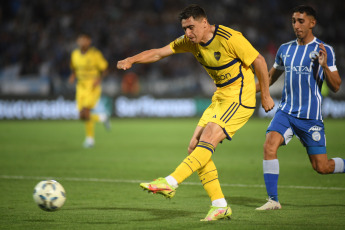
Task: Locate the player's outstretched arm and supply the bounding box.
[117,45,174,70]
[252,54,275,112]
[256,67,284,92]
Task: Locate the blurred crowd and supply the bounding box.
[0,0,344,97]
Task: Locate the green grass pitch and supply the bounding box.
[0,118,344,229]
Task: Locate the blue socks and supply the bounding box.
[263,159,280,202]
[264,174,279,201]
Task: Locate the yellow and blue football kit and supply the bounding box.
[170,25,258,140]
[71,47,108,111]
[70,47,108,143]
[169,25,259,203]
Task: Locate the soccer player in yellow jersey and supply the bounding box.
[69,33,110,148]
[117,4,274,221]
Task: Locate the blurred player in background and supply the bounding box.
[118,4,274,221]
[69,33,110,148]
[256,5,343,210]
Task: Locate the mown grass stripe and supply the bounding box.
[1,175,344,191]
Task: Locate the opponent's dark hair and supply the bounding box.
[292,5,317,20]
[178,4,207,22]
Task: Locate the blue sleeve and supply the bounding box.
[273,45,284,70]
[325,45,336,67]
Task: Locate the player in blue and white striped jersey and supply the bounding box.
[256,5,343,210]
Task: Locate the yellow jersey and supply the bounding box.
[170,25,259,107]
[70,47,108,84]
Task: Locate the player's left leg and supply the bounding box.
[198,159,232,221]
[88,87,111,131]
[187,125,230,220]
[308,153,345,174]
[187,126,228,209]
[298,119,345,174]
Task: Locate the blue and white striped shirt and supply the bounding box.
[274,37,337,120]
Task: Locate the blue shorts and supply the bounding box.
[267,110,326,155]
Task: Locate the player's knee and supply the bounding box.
[79,113,85,120]
[79,109,90,120]
[187,146,194,155]
[79,113,87,120]
[187,138,199,154]
[314,164,331,174]
[263,141,277,159]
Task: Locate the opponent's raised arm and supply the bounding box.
[117,45,174,70]
[252,54,275,112]
[318,43,342,93]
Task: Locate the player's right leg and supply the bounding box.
[256,131,283,210]
[256,110,290,210]
[140,177,176,198]
[80,108,95,148]
[140,123,226,199]
[170,122,226,184]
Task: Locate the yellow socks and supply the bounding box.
[85,120,95,138]
[91,114,100,122]
[171,141,215,184]
[198,159,225,201]
[85,114,107,141]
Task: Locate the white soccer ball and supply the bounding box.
[33,180,66,211]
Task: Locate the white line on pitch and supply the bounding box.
[1,175,345,191]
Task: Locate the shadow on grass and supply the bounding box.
[24,219,55,223]
[227,196,345,209]
[226,196,264,208]
[64,206,194,222]
[279,203,345,208]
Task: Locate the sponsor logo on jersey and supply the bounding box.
[210,72,232,81]
[285,65,312,75]
[214,52,221,61]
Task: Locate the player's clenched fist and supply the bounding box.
[261,96,275,112]
[117,58,132,70]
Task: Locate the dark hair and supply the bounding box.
[292,5,317,19]
[178,4,207,22]
[78,33,91,39]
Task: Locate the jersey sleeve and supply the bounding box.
[273,45,285,70]
[325,44,337,72]
[169,35,193,54]
[227,33,259,67]
[96,50,108,71]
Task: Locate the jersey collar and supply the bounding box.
[200,25,218,47]
[296,37,316,46]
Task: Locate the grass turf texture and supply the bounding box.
[0,118,344,230]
